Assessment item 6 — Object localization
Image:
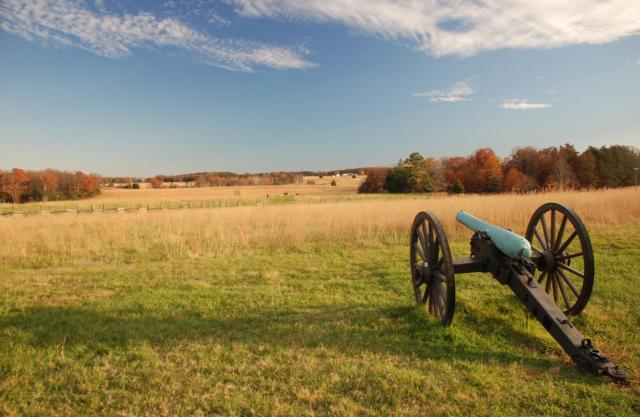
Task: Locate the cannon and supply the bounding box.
[409,203,628,382]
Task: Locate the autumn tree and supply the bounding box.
[1,168,31,203]
[439,156,470,191]
[148,177,163,188]
[574,149,598,187]
[358,168,389,193]
[548,157,578,188]
[466,148,504,193]
[0,170,7,202]
[503,167,537,192]
[505,147,541,181]
[35,170,59,201]
[75,171,96,195]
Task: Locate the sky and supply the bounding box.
[1,0,640,177]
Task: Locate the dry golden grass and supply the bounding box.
[2,187,640,416]
[0,176,366,209]
[95,176,364,203]
[0,187,638,266]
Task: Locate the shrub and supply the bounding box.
[448,179,465,194]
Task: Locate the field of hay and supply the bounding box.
[1,187,639,416]
[100,176,365,202]
[0,176,368,214]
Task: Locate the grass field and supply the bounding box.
[0,176,369,214]
[1,188,639,416]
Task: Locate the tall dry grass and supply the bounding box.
[0,188,638,266]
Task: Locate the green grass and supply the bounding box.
[1,229,639,416]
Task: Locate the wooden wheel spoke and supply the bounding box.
[412,269,423,287]
[557,269,580,298]
[438,289,447,316]
[556,252,583,261]
[553,215,568,252]
[537,271,548,284]
[428,223,435,254]
[421,222,430,252]
[545,272,552,293]
[531,245,544,255]
[557,262,585,278]
[554,272,572,311]
[433,271,448,283]
[551,273,559,303]
[550,210,556,248]
[533,226,547,250]
[413,242,426,261]
[416,227,427,253]
[431,237,440,264]
[431,285,439,317]
[540,215,551,248]
[556,231,578,255]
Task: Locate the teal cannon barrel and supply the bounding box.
[456,211,532,259]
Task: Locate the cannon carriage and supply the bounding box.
[409,202,628,382]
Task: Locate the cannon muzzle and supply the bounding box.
[456,210,532,259]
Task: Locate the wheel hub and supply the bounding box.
[420,262,432,282]
[538,250,557,273]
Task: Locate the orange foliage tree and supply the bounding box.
[503,167,537,192]
[35,170,58,201]
[1,168,32,203]
[464,148,504,193]
[148,177,163,188]
[75,171,96,195]
[358,168,389,193]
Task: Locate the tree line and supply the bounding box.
[140,172,304,188]
[0,169,101,203]
[359,144,640,194]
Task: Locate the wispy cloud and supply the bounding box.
[162,0,231,27]
[501,99,551,110]
[231,1,640,57]
[412,81,474,103]
[0,0,314,72]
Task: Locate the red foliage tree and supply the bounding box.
[440,156,470,189]
[358,168,389,193]
[503,167,537,192]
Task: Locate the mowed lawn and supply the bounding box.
[1,191,639,416]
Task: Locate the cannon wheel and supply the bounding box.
[525,203,594,315]
[410,211,455,326]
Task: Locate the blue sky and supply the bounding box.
[1,1,639,177]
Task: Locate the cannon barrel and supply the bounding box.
[456,211,532,259]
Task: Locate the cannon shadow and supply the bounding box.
[0,299,590,382]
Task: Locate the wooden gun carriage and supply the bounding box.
[409,202,628,382]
